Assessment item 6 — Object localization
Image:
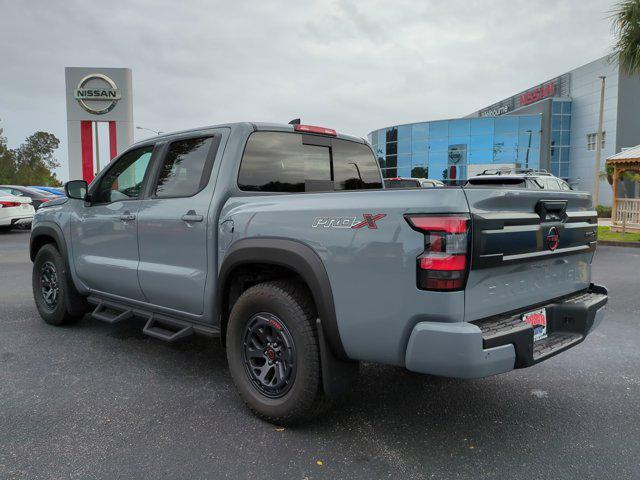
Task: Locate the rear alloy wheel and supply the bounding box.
[226,280,327,425]
[242,312,297,398]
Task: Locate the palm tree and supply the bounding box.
[611,0,640,75]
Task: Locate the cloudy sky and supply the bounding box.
[0,0,616,180]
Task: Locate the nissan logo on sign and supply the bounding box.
[73,73,121,115]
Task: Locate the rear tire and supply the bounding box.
[32,244,87,326]
[226,280,328,425]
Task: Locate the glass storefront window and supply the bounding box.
[562,102,571,114]
[412,153,428,167]
[386,128,398,143]
[398,125,411,141]
[385,155,397,168]
[469,149,494,163]
[397,166,411,178]
[397,139,411,155]
[411,122,429,140]
[428,138,448,152]
[518,131,540,150]
[552,101,562,114]
[559,162,569,178]
[429,121,448,138]
[493,134,518,150]
[411,138,428,153]
[386,142,397,156]
[469,135,493,150]
[561,115,571,131]
[518,147,540,168]
[371,114,543,182]
[561,131,571,146]
[449,119,470,137]
[397,155,411,168]
[518,115,540,133]
[470,117,494,136]
[494,117,518,134]
[493,147,517,164]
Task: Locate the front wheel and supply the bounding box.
[32,244,87,326]
[226,280,327,425]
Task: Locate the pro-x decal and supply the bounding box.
[312,214,386,229]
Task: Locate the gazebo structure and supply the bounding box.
[606,145,640,233]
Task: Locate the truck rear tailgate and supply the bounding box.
[463,188,597,321]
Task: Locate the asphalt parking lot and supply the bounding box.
[1,230,639,479]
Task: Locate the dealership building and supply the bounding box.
[368,56,640,205]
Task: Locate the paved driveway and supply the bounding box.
[1,230,639,479]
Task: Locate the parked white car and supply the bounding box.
[0,188,35,231]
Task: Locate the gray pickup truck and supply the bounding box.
[30,122,608,424]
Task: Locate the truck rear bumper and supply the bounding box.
[405,283,608,378]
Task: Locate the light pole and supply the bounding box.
[524,129,532,170]
[136,126,163,136]
[593,76,606,207]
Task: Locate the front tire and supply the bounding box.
[32,244,87,326]
[226,280,327,425]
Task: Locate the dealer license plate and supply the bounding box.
[522,308,547,341]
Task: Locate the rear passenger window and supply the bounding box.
[332,139,383,190]
[238,132,382,192]
[154,137,217,198]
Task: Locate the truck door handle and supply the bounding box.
[120,212,136,222]
[181,210,203,223]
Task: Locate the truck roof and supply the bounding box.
[130,122,367,148]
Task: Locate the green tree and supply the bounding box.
[611,0,640,75]
[0,120,62,186]
[13,131,61,186]
[0,125,17,184]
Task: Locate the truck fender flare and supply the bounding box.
[218,237,348,361]
[30,222,69,262]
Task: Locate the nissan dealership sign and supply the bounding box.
[73,73,122,115]
[65,67,134,182]
[477,73,571,117]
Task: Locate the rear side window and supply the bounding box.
[238,132,382,192]
[154,136,217,198]
[332,139,383,190]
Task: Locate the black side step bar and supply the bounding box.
[91,302,133,324]
[86,295,220,341]
[143,316,194,343]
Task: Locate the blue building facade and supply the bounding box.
[369,114,544,183]
[369,56,640,205]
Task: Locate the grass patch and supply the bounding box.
[598,226,640,243]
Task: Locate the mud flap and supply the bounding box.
[316,318,359,400]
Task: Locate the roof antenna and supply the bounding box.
[288,118,301,125]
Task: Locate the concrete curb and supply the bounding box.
[598,240,640,248]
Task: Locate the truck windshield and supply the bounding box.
[238,132,383,192]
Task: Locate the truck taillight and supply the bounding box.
[0,201,21,208]
[405,214,470,291]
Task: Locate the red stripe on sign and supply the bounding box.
[108,121,117,160]
[80,121,94,182]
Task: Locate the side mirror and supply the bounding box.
[65,180,88,200]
